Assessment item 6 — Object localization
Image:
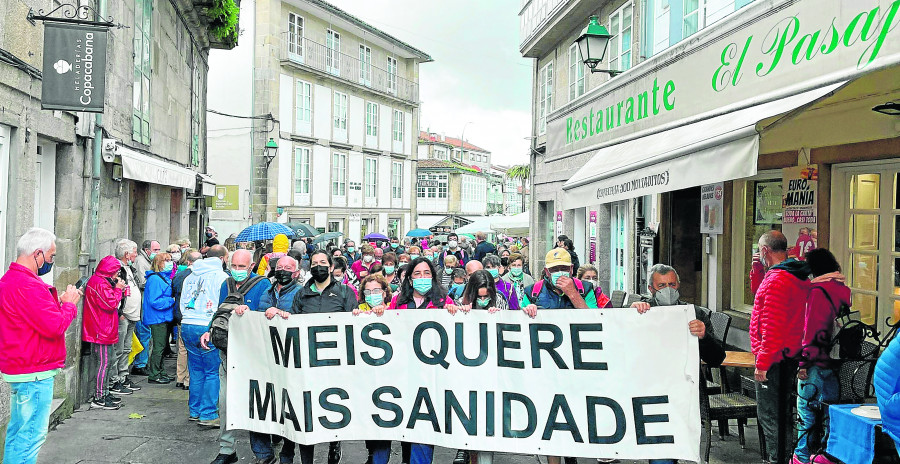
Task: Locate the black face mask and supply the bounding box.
[500,257,509,267]
[310,265,330,283]
[273,270,294,285]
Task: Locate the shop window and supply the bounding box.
[741,179,783,306]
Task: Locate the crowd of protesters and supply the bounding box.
[0,223,897,464]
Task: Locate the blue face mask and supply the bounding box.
[550,271,570,287]
[347,247,355,253]
[450,283,465,294]
[163,261,174,272]
[487,268,499,278]
[383,265,395,274]
[412,278,432,294]
[365,293,383,307]
[409,254,420,260]
[36,251,53,276]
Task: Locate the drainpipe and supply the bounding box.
[87,0,106,273]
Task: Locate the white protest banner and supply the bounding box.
[227,307,701,461]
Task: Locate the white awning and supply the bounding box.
[117,144,197,191]
[561,83,844,209]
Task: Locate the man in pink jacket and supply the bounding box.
[0,227,81,464]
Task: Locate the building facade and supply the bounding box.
[0,0,234,447]
[416,131,498,232]
[522,0,900,348]
[208,0,431,243]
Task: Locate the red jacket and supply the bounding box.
[0,262,77,375]
[800,275,851,368]
[750,259,811,371]
[82,256,124,344]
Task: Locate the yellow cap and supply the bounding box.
[544,248,572,268]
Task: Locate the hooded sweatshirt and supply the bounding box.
[256,234,289,276]
[143,270,175,325]
[750,258,811,371]
[82,256,124,344]
[180,257,229,326]
[799,272,851,368]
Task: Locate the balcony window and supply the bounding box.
[386,56,398,94]
[326,29,340,76]
[332,152,346,196]
[288,13,304,61]
[567,44,584,101]
[609,2,634,72]
[359,44,372,86]
[539,62,552,134]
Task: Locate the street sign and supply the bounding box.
[211,185,239,210]
[41,22,108,112]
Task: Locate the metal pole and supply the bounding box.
[87,0,106,274]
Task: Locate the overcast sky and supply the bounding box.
[327,0,534,167]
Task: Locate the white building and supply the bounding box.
[208,0,432,242]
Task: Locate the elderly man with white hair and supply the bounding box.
[109,239,143,396]
[0,227,81,463]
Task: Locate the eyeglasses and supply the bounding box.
[363,289,384,296]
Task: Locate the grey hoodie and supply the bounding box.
[179,257,228,326]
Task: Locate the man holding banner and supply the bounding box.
[631,263,726,464]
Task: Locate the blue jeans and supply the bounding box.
[133,320,152,368]
[182,323,220,420]
[649,460,677,464]
[4,377,55,464]
[368,441,391,464]
[249,432,302,462]
[795,366,839,462]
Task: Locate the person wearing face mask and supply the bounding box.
[440,234,470,267]
[447,268,468,301]
[135,239,160,290]
[172,250,202,390]
[387,238,404,254]
[750,230,812,464]
[0,228,82,463]
[501,253,534,309]
[109,239,143,395]
[142,253,177,384]
[180,246,230,428]
[381,252,401,292]
[521,249,595,322]
[373,246,384,263]
[285,251,352,464]
[481,255,520,310]
[343,240,360,265]
[332,256,359,300]
[629,264,725,464]
[406,246,422,262]
[350,244,377,283]
[81,255,126,410]
[440,255,459,289]
[201,249,270,464]
[576,264,613,308]
[498,250,512,277]
[460,270,508,312]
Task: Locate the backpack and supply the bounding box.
[811,286,859,361]
[210,275,266,353]
[529,278,591,305]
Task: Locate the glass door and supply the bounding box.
[610,201,629,291]
[836,165,900,333]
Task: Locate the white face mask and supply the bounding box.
[448,240,458,249]
[654,287,680,306]
[363,255,374,263]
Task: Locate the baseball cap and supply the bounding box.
[544,248,572,268]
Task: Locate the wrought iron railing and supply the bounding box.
[281,33,419,103]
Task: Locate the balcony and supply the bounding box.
[519,0,601,58]
[280,33,419,104]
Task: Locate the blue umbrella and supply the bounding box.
[364,233,389,240]
[235,222,294,242]
[406,228,432,238]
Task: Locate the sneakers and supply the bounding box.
[148,376,172,384]
[327,441,342,464]
[210,453,238,464]
[109,381,133,395]
[122,377,141,391]
[90,396,120,410]
[452,449,468,464]
[105,393,122,404]
[189,416,199,421]
[198,418,221,427]
[130,366,149,376]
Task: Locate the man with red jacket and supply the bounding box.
[750,230,811,464]
[0,228,81,463]
[82,255,126,410]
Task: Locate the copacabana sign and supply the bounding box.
[227,308,701,461]
[548,0,900,158]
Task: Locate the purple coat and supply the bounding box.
[495,279,520,310]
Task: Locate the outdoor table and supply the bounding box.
[720,350,755,368]
[827,404,883,464]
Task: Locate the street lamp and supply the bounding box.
[574,16,621,76]
[264,138,278,167]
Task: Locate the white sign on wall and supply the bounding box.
[700,182,724,235]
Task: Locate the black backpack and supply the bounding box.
[210,275,266,353]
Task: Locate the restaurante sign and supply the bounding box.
[547,0,900,158]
